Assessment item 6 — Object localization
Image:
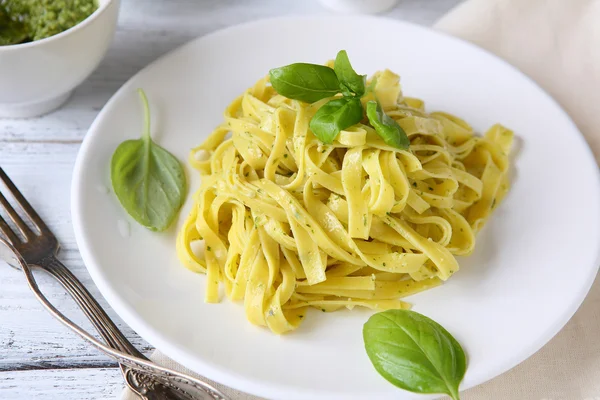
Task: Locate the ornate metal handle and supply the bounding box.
[0,238,230,400]
[35,256,175,398]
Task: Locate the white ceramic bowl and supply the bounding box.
[0,0,120,118]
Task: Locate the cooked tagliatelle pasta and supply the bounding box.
[176,68,514,334]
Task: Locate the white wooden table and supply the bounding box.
[0,1,461,398]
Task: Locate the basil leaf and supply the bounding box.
[269,63,340,103]
[366,100,410,149]
[363,310,466,400]
[334,50,366,96]
[111,89,187,232]
[309,97,363,144]
[339,82,354,98]
[365,75,378,94]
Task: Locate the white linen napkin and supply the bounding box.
[122,1,600,398]
[433,2,600,399]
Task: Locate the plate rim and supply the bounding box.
[71,15,600,400]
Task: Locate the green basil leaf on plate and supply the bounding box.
[269,63,340,103]
[366,100,410,149]
[110,89,187,232]
[334,50,366,96]
[309,97,363,144]
[363,309,466,400]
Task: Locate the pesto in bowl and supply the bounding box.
[0,0,98,46]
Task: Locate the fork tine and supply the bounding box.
[0,214,21,244]
[0,189,36,239]
[0,167,50,234]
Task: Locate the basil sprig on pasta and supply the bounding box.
[366,100,410,149]
[268,63,340,103]
[333,49,366,97]
[269,50,409,148]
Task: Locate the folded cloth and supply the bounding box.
[436,0,600,164]
[435,1,600,398]
[123,1,600,398]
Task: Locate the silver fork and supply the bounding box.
[0,167,229,400]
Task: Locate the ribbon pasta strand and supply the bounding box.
[176,69,514,334]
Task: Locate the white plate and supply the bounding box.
[72,16,600,400]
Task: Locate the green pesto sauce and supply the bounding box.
[0,0,97,46]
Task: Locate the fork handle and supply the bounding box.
[35,256,204,399]
[37,255,144,358]
[30,256,218,400]
[0,247,230,400]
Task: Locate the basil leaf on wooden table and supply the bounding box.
[269,51,414,148]
[366,100,410,149]
[363,309,466,400]
[111,89,187,232]
[309,97,364,144]
[269,63,341,103]
[334,50,366,96]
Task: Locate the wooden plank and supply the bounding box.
[0,142,152,370]
[0,368,123,399]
